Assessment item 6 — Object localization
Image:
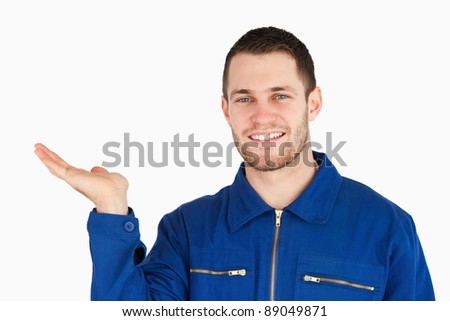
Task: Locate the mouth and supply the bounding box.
[248,131,286,142]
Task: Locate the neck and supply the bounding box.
[244,149,317,210]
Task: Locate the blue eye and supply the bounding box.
[276,95,288,100]
[237,97,251,103]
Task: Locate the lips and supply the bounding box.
[248,131,286,142]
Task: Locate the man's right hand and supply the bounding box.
[34,143,129,215]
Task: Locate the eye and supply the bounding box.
[275,94,288,100]
[236,97,251,103]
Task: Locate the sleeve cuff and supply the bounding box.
[87,207,140,237]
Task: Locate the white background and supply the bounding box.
[1,0,449,300]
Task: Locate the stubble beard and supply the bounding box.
[232,112,310,172]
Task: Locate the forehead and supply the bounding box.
[228,52,303,91]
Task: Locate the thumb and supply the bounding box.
[90,166,109,174]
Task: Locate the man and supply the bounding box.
[34,26,434,300]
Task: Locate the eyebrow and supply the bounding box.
[230,86,298,97]
[230,89,251,97]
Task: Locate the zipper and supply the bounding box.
[270,209,283,301]
[304,275,375,291]
[190,268,246,276]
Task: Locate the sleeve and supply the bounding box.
[87,208,189,301]
[383,213,435,300]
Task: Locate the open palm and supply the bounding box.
[34,143,129,215]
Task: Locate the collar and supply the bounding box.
[227,151,343,233]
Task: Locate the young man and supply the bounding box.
[34,26,434,300]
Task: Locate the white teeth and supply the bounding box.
[251,135,265,141]
[269,132,283,139]
[250,132,283,141]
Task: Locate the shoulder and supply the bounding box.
[181,185,230,212]
[163,185,231,222]
[338,176,414,231]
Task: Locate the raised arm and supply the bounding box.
[34,143,189,300]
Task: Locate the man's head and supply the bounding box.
[222,26,316,103]
[221,27,322,171]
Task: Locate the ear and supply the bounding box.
[221,96,231,126]
[307,87,322,121]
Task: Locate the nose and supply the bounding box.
[250,102,276,125]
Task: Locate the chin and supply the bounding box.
[244,154,299,172]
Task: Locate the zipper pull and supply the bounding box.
[304,275,321,283]
[228,269,246,276]
[275,209,283,227]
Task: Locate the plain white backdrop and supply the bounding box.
[1,0,449,300]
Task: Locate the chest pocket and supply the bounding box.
[189,247,255,300]
[295,256,385,301]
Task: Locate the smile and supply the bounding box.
[248,132,286,142]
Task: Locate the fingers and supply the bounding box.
[91,166,109,174]
[34,143,73,180]
[35,143,70,167]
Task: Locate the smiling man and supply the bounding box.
[224,51,316,173]
[222,49,321,211]
[35,26,434,300]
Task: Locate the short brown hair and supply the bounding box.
[222,26,316,101]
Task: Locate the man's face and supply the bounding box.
[222,52,315,171]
